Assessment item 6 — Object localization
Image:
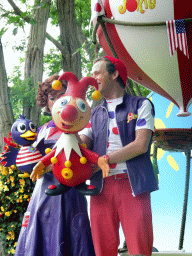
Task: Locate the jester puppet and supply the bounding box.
[30,72,110,196]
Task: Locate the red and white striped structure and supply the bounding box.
[166,19,189,58]
[16,146,42,167]
[94,0,192,116]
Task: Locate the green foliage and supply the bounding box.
[0,27,8,38]
[8,66,37,119]
[75,0,92,36]
[135,83,151,97]
[12,40,26,52]
[0,135,35,255]
[49,0,59,26]
[40,113,52,126]
[43,48,62,76]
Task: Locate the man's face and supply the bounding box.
[91,61,113,95]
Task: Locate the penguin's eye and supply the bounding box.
[76,99,87,113]
[29,122,36,133]
[17,123,26,133]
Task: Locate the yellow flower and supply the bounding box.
[0,185,4,191]
[10,176,15,182]
[24,194,28,199]
[1,206,5,212]
[4,185,9,191]
[14,242,17,247]
[9,168,14,174]
[19,179,25,186]
[9,249,15,254]
[14,210,17,213]
[19,196,22,200]
[5,211,11,217]
[1,169,8,176]
[19,199,23,203]
[16,199,20,203]
[19,189,24,193]
[6,178,10,183]
[11,182,15,187]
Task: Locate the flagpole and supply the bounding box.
[101,16,192,27]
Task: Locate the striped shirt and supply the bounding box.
[16,146,42,167]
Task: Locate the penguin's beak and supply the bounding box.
[20,130,37,141]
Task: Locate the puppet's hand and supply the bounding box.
[30,161,46,181]
[97,156,110,178]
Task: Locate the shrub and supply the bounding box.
[0,134,34,255]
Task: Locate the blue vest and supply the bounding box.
[90,93,159,196]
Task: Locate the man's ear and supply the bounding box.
[111,70,119,81]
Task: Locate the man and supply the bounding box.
[79,56,158,256]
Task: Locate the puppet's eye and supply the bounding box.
[29,122,36,132]
[17,123,26,133]
[61,99,68,106]
[59,96,71,107]
[76,99,87,112]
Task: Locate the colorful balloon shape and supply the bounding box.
[96,0,192,116]
[147,92,192,253]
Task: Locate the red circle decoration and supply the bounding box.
[48,185,56,190]
[126,0,137,12]
[109,163,117,169]
[87,185,96,189]
[112,127,119,135]
[94,3,102,12]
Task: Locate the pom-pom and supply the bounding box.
[61,168,73,179]
[92,90,102,101]
[80,157,87,164]
[65,160,72,168]
[45,148,51,154]
[81,143,87,148]
[51,157,58,164]
[52,80,62,90]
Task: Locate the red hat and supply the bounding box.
[104,56,127,87]
[52,72,101,101]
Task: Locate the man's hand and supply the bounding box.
[30,161,46,182]
[97,156,110,178]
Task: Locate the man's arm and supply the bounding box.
[107,129,152,164]
[80,129,152,178]
[79,134,93,150]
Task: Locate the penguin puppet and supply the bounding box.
[1,115,42,177]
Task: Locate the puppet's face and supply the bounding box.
[52,96,91,133]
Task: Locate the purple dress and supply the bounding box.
[15,121,95,256]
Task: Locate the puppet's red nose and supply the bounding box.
[60,105,78,123]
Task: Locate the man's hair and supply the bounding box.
[93,57,125,89]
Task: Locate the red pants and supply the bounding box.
[90,175,153,256]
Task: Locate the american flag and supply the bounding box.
[166,19,189,58]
